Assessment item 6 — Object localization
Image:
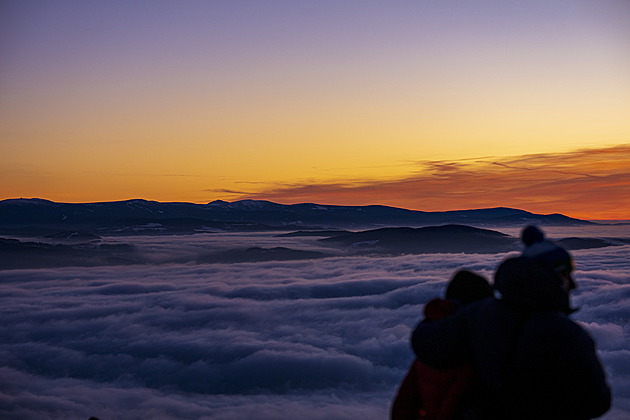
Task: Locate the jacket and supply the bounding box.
[411,257,611,420]
[392,299,474,420]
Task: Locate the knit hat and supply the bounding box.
[520,225,575,289]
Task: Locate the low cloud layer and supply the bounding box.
[1,238,629,419]
[236,144,630,220]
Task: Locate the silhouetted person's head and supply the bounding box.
[445,270,493,305]
[521,225,575,291]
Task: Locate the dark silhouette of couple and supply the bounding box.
[392,225,611,420]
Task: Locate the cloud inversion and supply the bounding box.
[1,232,629,419]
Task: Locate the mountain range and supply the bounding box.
[0,198,592,235]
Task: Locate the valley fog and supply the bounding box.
[41,223,630,263]
[1,226,629,419]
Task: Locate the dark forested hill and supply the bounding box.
[319,224,520,254]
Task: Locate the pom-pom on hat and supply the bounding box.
[520,225,575,289]
[522,225,545,246]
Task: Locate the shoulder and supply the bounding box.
[412,297,499,367]
[521,311,597,355]
[527,311,592,338]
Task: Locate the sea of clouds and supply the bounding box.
[1,229,629,420]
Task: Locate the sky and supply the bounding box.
[1,0,629,219]
[1,229,629,419]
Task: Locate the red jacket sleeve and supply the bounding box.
[391,360,423,420]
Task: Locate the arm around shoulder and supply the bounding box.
[411,310,470,369]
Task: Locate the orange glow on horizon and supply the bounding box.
[2,145,629,221]
[1,2,629,222]
[232,145,630,221]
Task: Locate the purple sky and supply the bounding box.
[1,1,628,214]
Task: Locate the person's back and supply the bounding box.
[392,270,493,420]
[392,298,473,420]
[411,227,611,419]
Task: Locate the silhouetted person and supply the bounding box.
[411,226,611,419]
[392,270,493,420]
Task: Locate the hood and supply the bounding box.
[423,298,458,321]
[494,256,573,314]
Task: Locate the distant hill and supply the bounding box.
[0,198,592,235]
[320,224,520,254]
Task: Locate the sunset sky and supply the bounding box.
[1,0,629,219]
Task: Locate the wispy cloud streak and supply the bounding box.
[237,145,630,220]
